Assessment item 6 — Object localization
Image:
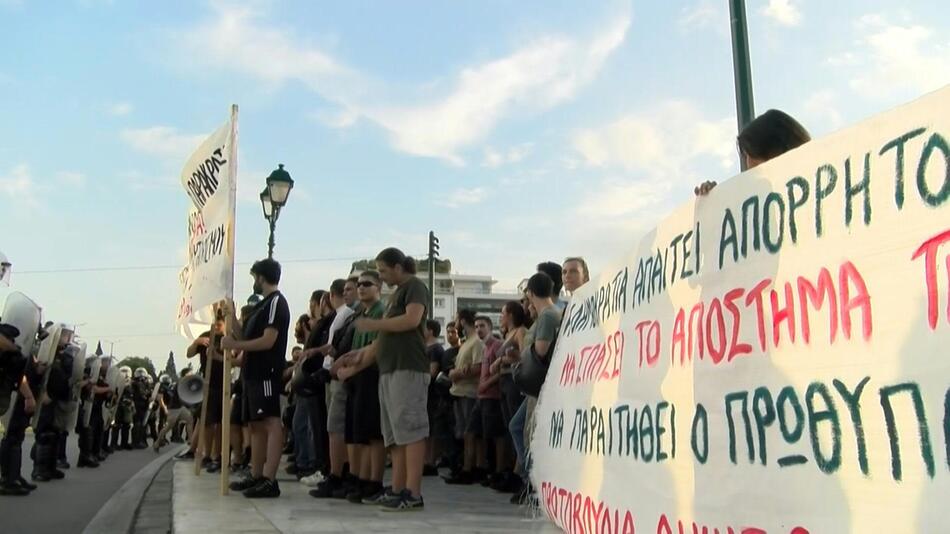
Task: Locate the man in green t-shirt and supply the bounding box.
[341,270,388,504]
[336,248,430,511]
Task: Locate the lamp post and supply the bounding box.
[259,164,295,259]
[729,0,755,170]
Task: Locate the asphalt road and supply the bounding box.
[0,434,170,533]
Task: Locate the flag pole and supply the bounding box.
[220,104,238,495]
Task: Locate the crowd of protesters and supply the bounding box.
[172,108,811,513]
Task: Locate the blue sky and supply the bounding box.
[2,0,948,371]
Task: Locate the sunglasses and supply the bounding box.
[357,281,376,288]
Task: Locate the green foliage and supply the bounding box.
[351,257,452,274]
[116,356,157,378]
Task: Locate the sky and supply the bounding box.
[1,0,949,372]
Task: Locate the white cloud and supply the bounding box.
[572,100,736,178]
[802,89,843,130]
[482,144,532,168]
[679,1,725,31]
[761,0,802,27]
[176,3,629,165]
[0,163,37,204]
[843,16,950,100]
[109,102,133,116]
[119,126,208,160]
[440,187,488,209]
[56,171,86,187]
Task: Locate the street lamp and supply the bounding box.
[259,164,294,259]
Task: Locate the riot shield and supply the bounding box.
[104,362,120,427]
[82,355,102,427]
[30,324,65,428]
[65,341,87,431]
[0,290,41,421]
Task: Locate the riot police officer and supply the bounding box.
[110,366,134,451]
[130,368,151,449]
[31,327,75,482]
[0,324,39,496]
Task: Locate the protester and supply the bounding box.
[695,109,811,195]
[443,310,484,485]
[432,321,460,470]
[492,301,528,494]
[186,315,225,473]
[337,247,430,511]
[561,257,590,295]
[423,319,445,476]
[473,316,508,488]
[341,270,387,504]
[290,291,329,482]
[298,291,333,487]
[223,258,292,499]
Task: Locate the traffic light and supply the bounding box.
[429,230,440,259]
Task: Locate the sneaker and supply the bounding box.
[308,476,342,498]
[175,450,195,460]
[380,490,424,512]
[299,472,325,487]
[229,476,263,492]
[442,471,474,485]
[362,486,397,505]
[347,481,382,504]
[422,464,439,477]
[206,461,221,473]
[243,478,280,498]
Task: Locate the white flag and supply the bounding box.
[176,108,237,334]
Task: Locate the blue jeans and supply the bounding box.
[509,398,527,476]
[293,397,316,471]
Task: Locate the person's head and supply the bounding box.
[213,309,226,334]
[425,319,441,341]
[457,309,477,333]
[537,261,563,298]
[501,300,528,331]
[310,290,327,318]
[445,321,460,346]
[737,109,810,169]
[291,346,303,362]
[294,314,310,343]
[250,258,281,295]
[329,279,346,309]
[357,271,381,305]
[562,257,590,293]
[474,316,492,341]
[375,247,416,286]
[343,276,359,307]
[526,272,555,306]
[180,368,192,378]
[240,304,255,324]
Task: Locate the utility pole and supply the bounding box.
[427,231,440,320]
[729,0,755,170]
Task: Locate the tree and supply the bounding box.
[116,356,157,379]
[350,257,452,274]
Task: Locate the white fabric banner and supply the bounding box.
[176,111,237,334]
[532,86,950,533]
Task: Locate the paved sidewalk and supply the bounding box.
[173,461,561,533]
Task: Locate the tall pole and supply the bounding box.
[729,0,755,170]
[267,216,276,259]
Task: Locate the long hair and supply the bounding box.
[375,247,417,274]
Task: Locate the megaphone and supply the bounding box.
[178,374,204,406]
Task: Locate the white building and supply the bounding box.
[354,269,521,331]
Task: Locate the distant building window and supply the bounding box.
[434,298,445,308]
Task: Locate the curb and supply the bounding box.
[82,447,179,534]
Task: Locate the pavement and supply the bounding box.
[173,461,562,534]
[0,435,166,534]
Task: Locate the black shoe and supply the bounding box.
[379,489,424,512]
[15,477,37,491]
[96,453,108,462]
[78,456,100,468]
[285,464,298,475]
[201,457,211,467]
[57,459,70,470]
[175,450,195,460]
[422,464,439,477]
[243,478,280,498]
[206,461,221,473]
[442,471,474,485]
[50,469,65,480]
[122,444,134,451]
[229,476,263,492]
[308,476,342,499]
[31,471,51,482]
[0,481,29,496]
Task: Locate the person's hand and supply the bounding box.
[194,337,210,348]
[694,180,717,196]
[490,359,501,374]
[448,369,461,381]
[337,365,357,381]
[232,351,245,367]
[330,351,357,373]
[24,396,36,415]
[220,335,237,350]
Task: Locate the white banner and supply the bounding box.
[532,85,950,533]
[176,109,237,333]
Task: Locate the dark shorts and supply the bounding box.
[344,366,382,445]
[468,398,505,439]
[204,387,223,425]
[453,396,477,440]
[242,377,281,422]
[230,393,244,426]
